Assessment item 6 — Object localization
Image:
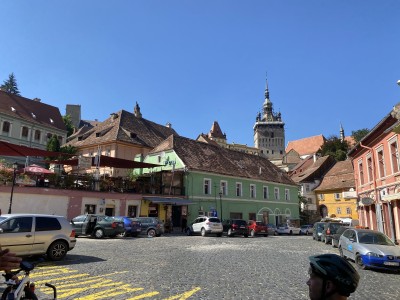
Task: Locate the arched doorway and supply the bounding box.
[319,205,328,218]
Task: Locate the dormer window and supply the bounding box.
[11,107,16,112]
[31,112,36,118]
[130,132,137,138]
[96,132,100,137]
[49,118,54,124]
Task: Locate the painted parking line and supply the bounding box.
[32,265,201,299]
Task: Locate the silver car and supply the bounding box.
[0,214,76,261]
[187,216,223,237]
[339,228,400,271]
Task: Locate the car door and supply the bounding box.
[192,218,201,233]
[0,216,34,255]
[71,215,88,235]
[340,229,353,258]
[31,216,62,254]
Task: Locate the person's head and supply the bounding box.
[307,254,359,300]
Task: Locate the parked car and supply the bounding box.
[266,223,278,236]
[71,214,125,239]
[113,216,142,237]
[299,224,313,235]
[331,226,349,248]
[247,220,268,237]
[223,219,249,237]
[186,216,223,237]
[339,228,400,271]
[312,222,325,241]
[132,217,164,237]
[0,214,76,261]
[321,222,346,244]
[276,224,301,235]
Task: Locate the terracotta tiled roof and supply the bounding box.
[291,155,336,183]
[196,133,220,146]
[286,135,326,156]
[65,110,179,148]
[314,160,355,191]
[151,135,297,185]
[0,90,66,131]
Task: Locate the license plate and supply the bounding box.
[136,229,141,231]
[261,230,265,232]
[240,226,245,229]
[384,261,399,266]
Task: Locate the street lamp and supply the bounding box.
[219,191,223,221]
[8,162,18,214]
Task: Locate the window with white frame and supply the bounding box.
[305,184,310,192]
[250,184,256,198]
[274,187,280,200]
[21,126,29,139]
[34,129,41,141]
[389,138,399,174]
[285,189,290,201]
[334,193,340,200]
[346,207,351,215]
[318,194,324,200]
[220,181,227,196]
[204,179,211,195]
[236,182,242,197]
[2,121,10,134]
[263,186,269,199]
[337,207,342,215]
[367,155,373,183]
[358,160,364,186]
[376,147,386,178]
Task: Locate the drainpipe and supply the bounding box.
[359,142,384,233]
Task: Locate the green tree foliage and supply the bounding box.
[351,128,370,143]
[318,135,349,161]
[47,135,61,152]
[1,73,20,95]
[62,114,75,137]
[60,145,77,157]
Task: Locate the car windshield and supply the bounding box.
[357,232,395,245]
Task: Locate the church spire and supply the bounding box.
[340,123,345,142]
[264,75,270,100]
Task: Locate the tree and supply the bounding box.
[351,128,370,143]
[1,73,20,95]
[47,135,61,152]
[317,135,349,161]
[62,114,75,137]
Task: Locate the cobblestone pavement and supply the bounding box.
[2,233,399,299]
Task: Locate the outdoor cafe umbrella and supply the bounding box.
[22,164,53,174]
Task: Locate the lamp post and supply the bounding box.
[219,191,223,221]
[8,162,18,214]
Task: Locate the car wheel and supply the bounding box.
[355,254,367,270]
[47,240,68,261]
[324,237,329,244]
[331,239,336,247]
[306,231,309,235]
[147,229,156,237]
[216,233,222,237]
[250,230,256,237]
[227,229,233,237]
[339,246,345,258]
[289,230,293,235]
[244,233,249,238]
[264,234,268,237]
[94,228,105,239]
[201,228,206,237]
[274,231,278,236]
[186,228,192,236]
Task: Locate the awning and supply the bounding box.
[143,196,194,205]
[0,141,70,157]
[49,155,161,169]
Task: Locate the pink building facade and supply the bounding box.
[348,106,400,242]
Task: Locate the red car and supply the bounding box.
[247,220,269,237]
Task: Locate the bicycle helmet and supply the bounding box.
[309,254,360,296]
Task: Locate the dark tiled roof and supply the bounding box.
[286,135,326,156]
[209,121,225,138]
[314,160,355,191]
[0,90,66,131]
[291,156,336,183]
[196,133,221,146]
[151,135,297,186]
[65,110,179,148]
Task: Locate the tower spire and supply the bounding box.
[264,73,270,100]
[340,122,345,142]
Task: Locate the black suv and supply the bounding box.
[321,222,345,244]
[222,219,249,237]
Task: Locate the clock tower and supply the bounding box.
[253,79,285,161]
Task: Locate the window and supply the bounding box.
[358,160,364,186]
[85,204,96,214]
[250,184,256,198]
[249,213,256,221]
[318,194,324,200]
[346,207,351,215]
[389,139,399,174]
[0,217,32,233]
[58,135,63,144]
[334,193,340,200]
[285,189,290,201]
[263,186,269,199]
[307,198,312,204]
[220,181,227,196]
[274,187,280,200]
[376,148,386,178]
[21,126,29,139]
[46,132,52,141]
[236,182,242,197]
[34,130,41,141]
[128,205,137,217]
[204,179,211,195]
[305,184,310,192]
[336,207,342,215]
[36,217,61,231]
[2,121,10,134]
[367,156,373,183]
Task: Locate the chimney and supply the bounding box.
[166,122,172,128]
[33,98,41,102]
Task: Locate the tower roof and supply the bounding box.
[209,121,225,139]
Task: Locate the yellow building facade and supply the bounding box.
[315,190,358,220]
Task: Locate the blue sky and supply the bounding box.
[1,1,400,147]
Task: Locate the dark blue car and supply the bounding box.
[114,216,142,237]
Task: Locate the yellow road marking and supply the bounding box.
[54,281,135,298]
[75,285,144,300]
[163,287,201,300]
[126,291,160,300]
